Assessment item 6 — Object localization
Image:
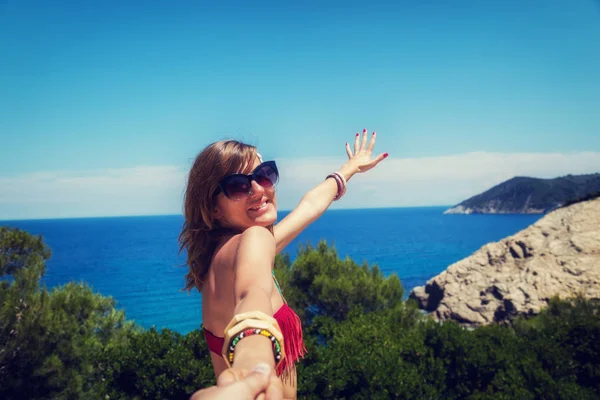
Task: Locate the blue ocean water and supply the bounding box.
[2,207,541,334]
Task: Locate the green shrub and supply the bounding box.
[275,241,404,324]
[100,328,214,400]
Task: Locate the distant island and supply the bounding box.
[444,173,600,214]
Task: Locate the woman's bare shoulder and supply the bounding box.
[212,233,243,267]
[212,227,275,272]
[238,226,276,247]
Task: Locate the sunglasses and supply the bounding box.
[215,161,279,200]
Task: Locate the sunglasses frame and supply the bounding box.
[215,160,279,200]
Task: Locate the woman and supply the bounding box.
[181,129,387,399]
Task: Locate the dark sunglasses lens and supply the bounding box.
[223,176,252,200]
[254,164,278,188]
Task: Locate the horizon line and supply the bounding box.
[0,204,455,223]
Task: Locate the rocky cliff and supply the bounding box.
[410,197,600,327]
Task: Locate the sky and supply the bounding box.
[1,0,600,220]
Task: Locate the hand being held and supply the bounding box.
[344,128,388,175]
[189,363,284,400]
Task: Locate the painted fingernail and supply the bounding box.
[345,142,349,147]
[363,128,367,133]
[372,131,376,136]
[356,133,359,137]
[383,152,389,158]
[252,363,271,375]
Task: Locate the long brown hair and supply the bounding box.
[179,140,259,292]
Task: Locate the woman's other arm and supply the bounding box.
[230,225,278,370]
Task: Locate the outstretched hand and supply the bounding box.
[190,363,284,400]
[344,128,388,174]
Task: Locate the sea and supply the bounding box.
[1,207,542,334]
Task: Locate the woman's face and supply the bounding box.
[213,156,278,231]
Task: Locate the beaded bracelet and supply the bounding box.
[326,172,347,200]
[221,314,285,369]
[227,328,283,366]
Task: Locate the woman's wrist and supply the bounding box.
[222,311,284,370]
[338,164,358,182]
[232,336,276,370]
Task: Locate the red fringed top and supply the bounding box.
[203,303,306,376]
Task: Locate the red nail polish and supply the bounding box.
[356,133,359,137]
[372,131,376,136]
[363,128,367,133]
[383,152,389,158]
[346,142,348,146]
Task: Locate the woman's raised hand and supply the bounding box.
[344,129,388,174]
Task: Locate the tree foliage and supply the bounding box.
[0,226,51,277]
[99,328,214,400]
[274,241,404,324]
[1,227,132,399]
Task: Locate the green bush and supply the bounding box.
[514,297,600,399]
[100,328,214,400]
[275,241,404,324]
[0,228,132,399]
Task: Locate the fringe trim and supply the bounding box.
[274,303,307,376]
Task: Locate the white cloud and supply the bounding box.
[1,152,599,220]
[0,166,188,220]
[277,151,600,209]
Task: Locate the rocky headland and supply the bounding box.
[410,197,600,327]
[444,173,600,214]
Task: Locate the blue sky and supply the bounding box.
[1,0,600,219]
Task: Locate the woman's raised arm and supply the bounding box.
[274,129,387,254]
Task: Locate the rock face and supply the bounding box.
[410,198,600,327]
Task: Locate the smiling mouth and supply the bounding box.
[248,200,269,211]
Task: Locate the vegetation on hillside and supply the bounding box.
[448,173,600,214]
[1,227,599,399]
